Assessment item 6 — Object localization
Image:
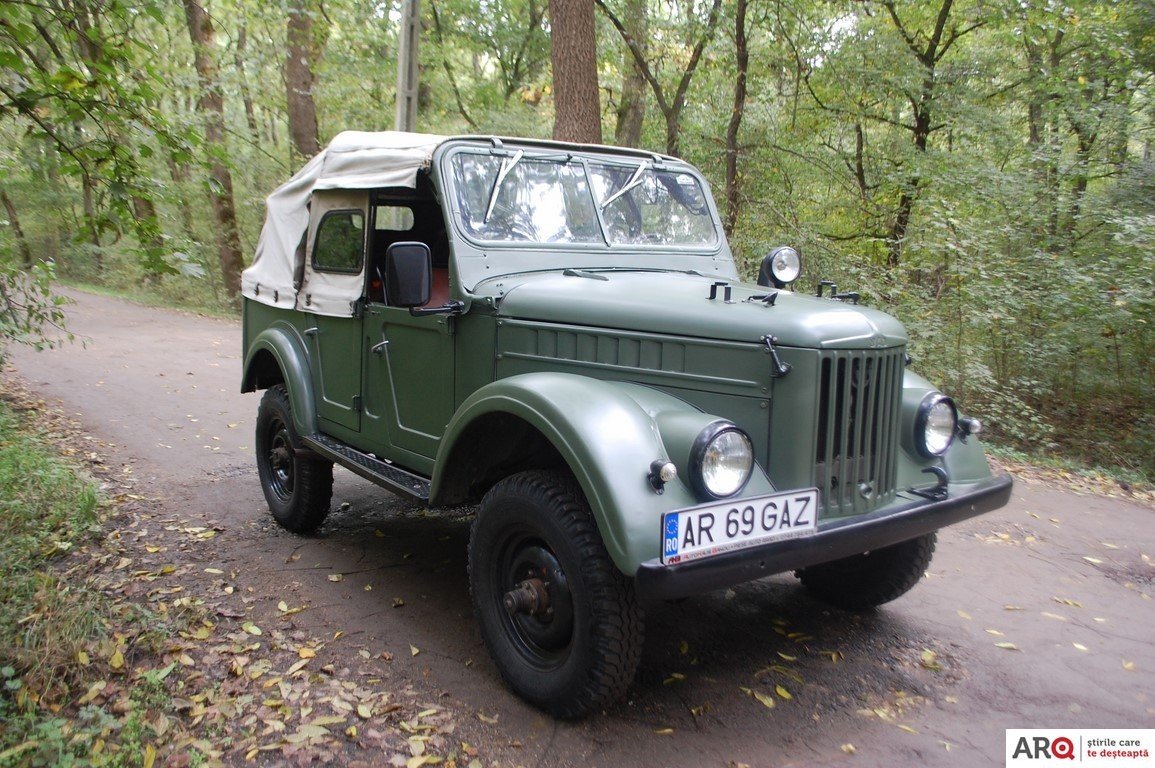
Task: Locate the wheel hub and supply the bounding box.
[501,542,574,655]
[503,578,551,618]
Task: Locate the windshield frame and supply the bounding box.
[432,138,739,293]
[440,142,724,254]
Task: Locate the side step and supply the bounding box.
[303,433,431,503]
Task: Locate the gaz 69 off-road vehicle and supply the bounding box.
[241,131,1012,717]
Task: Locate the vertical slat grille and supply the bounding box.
[814,348,905,518]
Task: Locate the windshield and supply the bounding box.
[449,150,718,248]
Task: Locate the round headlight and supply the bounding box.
[915,393,958,457]
[769,246,801,285]
[691,424,754,498]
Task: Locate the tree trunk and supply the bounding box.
[613,0,646,147]
[723,0,748,238]
[879,0,961,269]
[550,0,602,144]
[183,0,244,300]
[0,188,34,268]
[596,0,722,156]
[285,0,326,159]
[395,0,421,132]
[234,25,260,141]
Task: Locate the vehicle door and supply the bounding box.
[362,196,455,467]
[298,190,368,435]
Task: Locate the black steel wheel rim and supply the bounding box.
[495,528,575,670]
[266,419,295,502]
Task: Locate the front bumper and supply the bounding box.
[634,473,1013,600]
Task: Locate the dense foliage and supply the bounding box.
[0,0,1151,476]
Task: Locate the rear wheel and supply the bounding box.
[798,533,936,610]
[255,384,333,533]
[468,470,643,718]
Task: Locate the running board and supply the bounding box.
[303,433,431,503]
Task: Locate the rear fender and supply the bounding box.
[433,373,774,574]
[241,323,318,436]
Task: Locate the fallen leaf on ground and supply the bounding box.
[753,691,776,710]
[409,644,420,657]
[841,744,856,754]
[775,685,792,700]
[995,642,1019,651]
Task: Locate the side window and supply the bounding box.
[375,205,415,232]
[313,210,365,272]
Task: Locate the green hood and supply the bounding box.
[493,271,906,349]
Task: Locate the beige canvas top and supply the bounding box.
[241,130,447,315]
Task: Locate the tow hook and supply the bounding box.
[503,578,551,618]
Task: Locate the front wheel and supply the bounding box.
[797,532,937,610]
[255,384,333,534]
[468,471,643,718]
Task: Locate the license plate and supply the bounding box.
[660,488,819,565]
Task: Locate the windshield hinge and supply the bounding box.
[761,335,792,378]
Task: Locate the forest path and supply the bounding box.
[6,289,1152,767]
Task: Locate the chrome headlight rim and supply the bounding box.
[915,393,958,458]
[689,422,755,499]
[768,246,801,286]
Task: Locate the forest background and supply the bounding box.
[0,0,1152,479]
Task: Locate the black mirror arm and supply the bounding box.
[409,300,465,318]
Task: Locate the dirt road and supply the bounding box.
[6,290,1153,766]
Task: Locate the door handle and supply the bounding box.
[371,340,389,356]
[304,327,318,338]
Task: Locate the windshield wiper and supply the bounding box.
[599,161,651,210]
[483,149,524,224]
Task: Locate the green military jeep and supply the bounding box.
[241,131,1012,717]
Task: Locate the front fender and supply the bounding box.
[898,370,994,487]
[241,323,318,436]
[433,373,775,575]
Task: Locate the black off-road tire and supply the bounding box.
[468,470,644,718]
[255,384,333,534]
[798,532,937,610]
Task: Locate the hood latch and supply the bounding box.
[761,335,792,378]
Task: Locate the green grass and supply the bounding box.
[0,400,159,767]
[0,402,101,686]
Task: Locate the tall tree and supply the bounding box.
[612,0,647,147]
[597,0,723,156]
[183,0,244,299]
[550,0,602,143]
[0,188,33,269]
[285,0,328,158]
[723,0,749,237]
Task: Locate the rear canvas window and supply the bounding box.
[313,211,365,273]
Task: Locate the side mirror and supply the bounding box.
[384,241,431,308]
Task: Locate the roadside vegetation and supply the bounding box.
[0,395,162,766]
[0,382,476,767]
